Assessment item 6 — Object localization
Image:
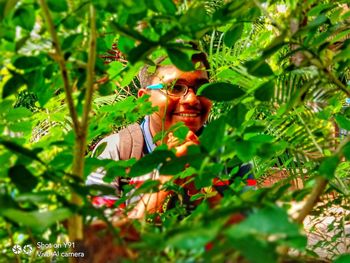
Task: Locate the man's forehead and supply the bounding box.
[153,65,208,83]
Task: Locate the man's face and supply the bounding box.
[138,65,212,136]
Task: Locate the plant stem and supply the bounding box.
[81,4,97,137]
[295,176,328,224]
[68,4,97,246]
[5,223,21,263]
[38,0,79,133]
[39,0,98,252]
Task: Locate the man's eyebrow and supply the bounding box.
[176,78,209,85]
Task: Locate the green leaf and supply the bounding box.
[25,69,44,91]
[167,225,221,250]
[307,3,334,17]
[335,115,350,131]
[13,56,42,69]
[0,139,43,164]
[92,0,109,9]
[1,208,72,232]
[120,62,143,87]
[148,0,176,15]
[87,184,117,196]
[6,107,32,120]
[0,99,14,112]
[227,205,302,237]
[232,140,256,162]
[342,142,350,161]
[262,35,286,58]
[224,23,243,47]
[62,15,80,29]
[159,155,194,175]
[306,14,328,29]
[47,0,68,12]
[62,34,84,51]
[247,134,275,143]
[118,36,136,54]
[129,150,175,177]
[200,117,226,153]
[9,121,33,133]
[15,192,50,203]
[166,48,194,72]
[159,0,176,14]
[318,156,339,179]
[245,60,274,77]
[128,42,155,64]
[334,254,350,263]
[9,165,38,192]
[173,125,189,142]
[131,179,160,196]
[93,142,107,157]
[103,166,127,183]
[254,80,275,101]
[2,0,17,20]
[197,82,245,101]
[2,75,26,98]
[13,6,35,31]
[229,235,277,263]
[226,103,248,128]
[107,61,124,80]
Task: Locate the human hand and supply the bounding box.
[167,131,199,157]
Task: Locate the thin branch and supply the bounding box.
[67,4,97,247]
[81,4,97,136]
[38,0,79,133]
[295,133,350,223]
[295,176,328,224]
[5,223,21,263]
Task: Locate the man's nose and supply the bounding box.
[181,88,200,106]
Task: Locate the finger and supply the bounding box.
[175,140,197,157]
[186,131,199,144]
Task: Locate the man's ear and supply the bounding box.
[138,88,148,98]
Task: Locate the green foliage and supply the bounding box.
[198,82,245,101]
[0,0,349,262]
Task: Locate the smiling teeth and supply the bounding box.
[179,113,198,117]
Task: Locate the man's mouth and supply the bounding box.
[174,112,200,117]
[177,113,199,117]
